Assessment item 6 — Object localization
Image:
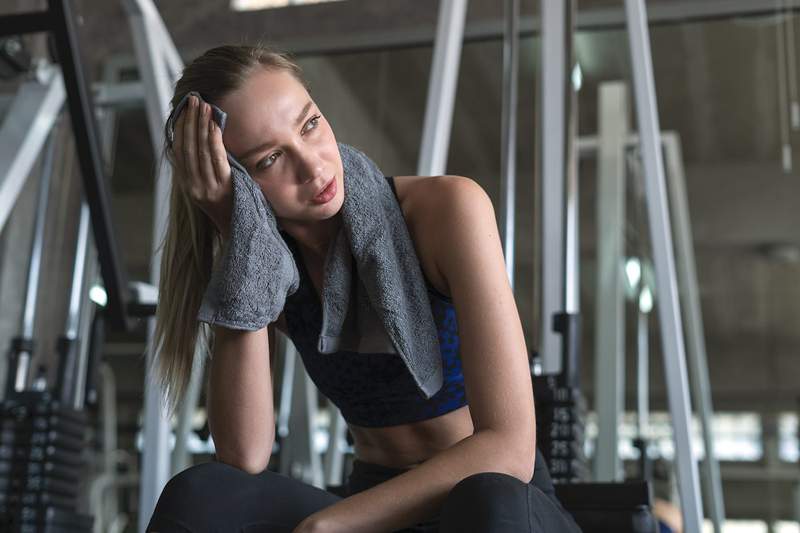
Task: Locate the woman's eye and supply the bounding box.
[257,152,281,170]
[303,114,321,134]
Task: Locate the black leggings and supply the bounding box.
[146,449,581,532]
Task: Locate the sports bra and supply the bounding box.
[280,176,468,428]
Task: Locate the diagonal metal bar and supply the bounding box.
[0,67,64,235]
[47,0,132,331]
[624,1,704,531]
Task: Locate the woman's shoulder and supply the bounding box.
[392,175,481,299]
[391,174,477,216]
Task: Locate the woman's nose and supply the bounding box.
[297,151,326,183]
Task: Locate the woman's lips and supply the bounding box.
[311,177,336,204]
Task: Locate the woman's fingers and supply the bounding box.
[169,95,233,235]
[197,102,216,192]
[182,95,201,194]
[208,118,230,185]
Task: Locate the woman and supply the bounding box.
[148,45,580,533]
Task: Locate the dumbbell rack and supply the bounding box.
[0,391,93,532]
[533,374,589,484]
[533,311,589,484]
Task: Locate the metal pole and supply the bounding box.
[96,363,118,533]
[49,0,132,331]
[171,345,204,475]
[72,220,98,410]
[624,1,704,530]
[564,0,579,317]
[323,406,347,487]
[24,132,58,330]
[58,201,91,405]
[278,335,296,442]
[124,0,182,527]
[417,0,468,176]
[0,66,64,235]
[11,129,59,392]
[776,0,793,172]
[663,133,725,532]
[636,308,649,439]
[593,82,628,482]
[538,0,567,374]
[499,0,519,288]
[279,336,323,489]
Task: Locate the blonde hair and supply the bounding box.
[152,44,305,418]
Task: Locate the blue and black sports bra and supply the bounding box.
[280,176,468,428]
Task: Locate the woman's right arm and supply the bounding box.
[207,321,276,474]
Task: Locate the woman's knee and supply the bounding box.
[448,471,524,502]
[147,462,342,532]
[440,472,527,530]
[147,462,256,530]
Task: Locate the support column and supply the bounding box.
[593,82,628,482]
[624,1,704,530]
[538,0,568,375]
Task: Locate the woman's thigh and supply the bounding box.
[146,462,341,533]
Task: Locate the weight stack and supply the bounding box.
[0,391,93,532]
[533,374,590,484]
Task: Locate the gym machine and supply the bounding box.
[0,1,161,530]
[531,1,725,533]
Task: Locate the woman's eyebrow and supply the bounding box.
[294,100,313,126]
[235,101,314,162]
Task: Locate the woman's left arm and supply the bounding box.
[295,176,537,533]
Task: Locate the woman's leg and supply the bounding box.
[146,462,341,533]
[438,450,581,533]
[438,472,580,532]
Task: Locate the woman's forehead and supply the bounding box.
[220,69,311,149]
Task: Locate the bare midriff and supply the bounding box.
[347,405,474,469]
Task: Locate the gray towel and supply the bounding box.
[166,91,444,399]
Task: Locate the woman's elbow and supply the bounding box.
[214,442,273,475]
[516,453,537,483]
[502,431,537,483]
[481,428,536,483]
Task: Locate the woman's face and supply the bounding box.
[219,68,344,226]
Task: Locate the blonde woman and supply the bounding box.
[147,45,580,533]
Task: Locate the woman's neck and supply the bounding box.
[280,212,343,262]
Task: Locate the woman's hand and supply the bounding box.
[291,515,331,533]
[172,94,233,239]
[292,512,352,533]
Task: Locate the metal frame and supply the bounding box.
[170,344,204,476]
[636,304,649,439]
[56,200,93,406]
[563,0,579,319]
[663,133,725,533]
[235,0,800,58]
[624,1,704,530]
[0,0,132,330]
[323,407,348,487]
[0,65,64,235]
[417,0,468,176]
[6,126,59,394]
[499,0,519,287]
[577,130,724,529]
[538,0,567,374]
[278,336,324,488]
[593,82,629,482]
[122,0,182,526]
